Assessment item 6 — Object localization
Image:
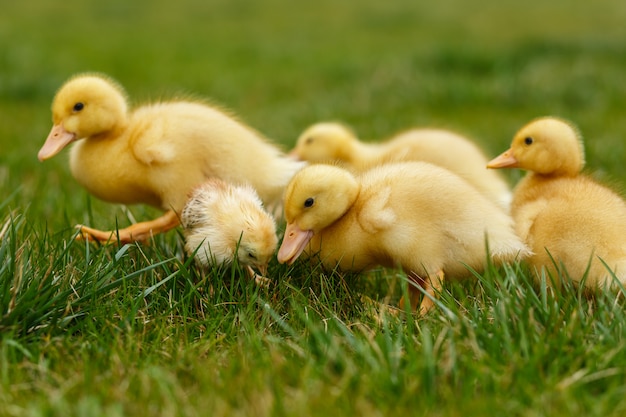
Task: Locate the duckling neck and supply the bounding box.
[91,123,127,141]
[546,165,581,177]
[531,164,581,179]
[332,138,361,165]
[518,171,560,188]
[352,141,383,168]
[511,171,568,212]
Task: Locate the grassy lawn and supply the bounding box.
[2,0,626,415]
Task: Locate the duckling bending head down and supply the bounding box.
[38,73,303,243]
[181,178,278,281]
[277,163,529,314]
[488,117,626,288]
[290,122,375,166]
[291,122,512,210]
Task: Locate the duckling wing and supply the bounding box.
[128,116,178,166]
[356,185,397,234]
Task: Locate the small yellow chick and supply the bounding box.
[488,117,626,288]
[38,73,303,243]
[277,163,529,314]
[181,178,278,282]
[291,122,512,210]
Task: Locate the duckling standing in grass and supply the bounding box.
[277,163,529,314]
[487,117,626,288]
[38,73,304,243]
[291,122,512,210]
[181,178,278,285]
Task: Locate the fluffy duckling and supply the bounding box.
[277,163,529,314]
[291,122,512,210]
[488,117,626,288]
[38,73,303,243]
[181,178,278,283]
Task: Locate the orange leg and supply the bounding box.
[399,270,444,315]
[76,210,180,244]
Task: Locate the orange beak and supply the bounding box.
[38,124,76,161]
[487,148,518,169]
[277,222,314,265]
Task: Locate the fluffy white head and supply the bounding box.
[181,179,278,271]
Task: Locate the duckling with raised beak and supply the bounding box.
[488,117,626,288]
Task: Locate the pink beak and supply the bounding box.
[277,222,314,264]
[38,124,76,161]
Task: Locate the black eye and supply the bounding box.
[304,197,315,208]
[305,136,314,144]
[248,252,257,260]
[524,137,533,145]
[73,102,84,112]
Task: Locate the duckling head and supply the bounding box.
[232,218,278,275]
[487,117,585,176]
[182,180,278,275]
[230,204,278,275]
[38,73,128,161]
[277,164,359,264]
[290,122,357,164]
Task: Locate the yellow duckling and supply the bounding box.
[277,163,529,314]
[181,178,278,283]
[38,73,303,243]
[291,122,512,210]
[488,117,626,288]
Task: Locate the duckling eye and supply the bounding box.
[304,197,315,208]
[524,137,533,145]
[248,252,257,260]
[73,102,84,112]
[305,136,314,145]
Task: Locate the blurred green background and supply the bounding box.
[2,0,626,233]
[3,1,626,415]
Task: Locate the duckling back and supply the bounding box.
[145,102,304,211]
[293,123,512,210]
[360,162,526,277]
[71,100,304,213]
[308,162,528,278]
[376,129,512,210]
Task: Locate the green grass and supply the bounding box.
[2,0,626,415]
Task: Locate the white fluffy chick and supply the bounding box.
[181,178,278,282]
